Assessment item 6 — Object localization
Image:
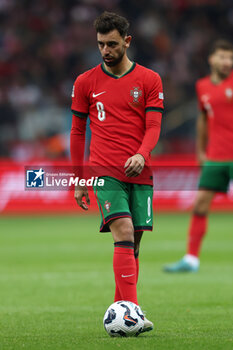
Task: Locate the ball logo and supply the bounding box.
[26,168,45,188]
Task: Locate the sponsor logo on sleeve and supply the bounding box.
[225,88,233,101]
[71,85,75,97]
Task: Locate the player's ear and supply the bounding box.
[124,35,132,48]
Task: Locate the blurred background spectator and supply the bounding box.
[0,0,232,160]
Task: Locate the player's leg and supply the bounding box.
[133,229,153,333]
[164,190,214,273]
[93,177,134,302]
[130,184,153,283]
[164,161,230,272]
[110,217,138,305]
[164,162,231,273]
[187,162,233,264]
[111,222,152,333]
[94,177,153,331]
[130,184,154,332]
[187,189,214,258]
[113,229,143,303]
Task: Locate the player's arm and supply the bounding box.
[196,111,208,166]
[124,111,162,177]
[125,71,164,177]
[70,76,90,210]
[70,115,90,210]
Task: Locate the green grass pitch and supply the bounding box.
[0,213,232,350]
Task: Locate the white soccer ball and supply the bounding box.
[103,300,144,337]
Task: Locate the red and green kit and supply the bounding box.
[71,62,164,231]
[71,62,164,185]
[196,71,233,161]
[196,71,233,191]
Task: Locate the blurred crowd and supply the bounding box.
[0,0,232,159]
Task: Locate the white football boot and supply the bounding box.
[137,305,154,333]
[141,314,154,333]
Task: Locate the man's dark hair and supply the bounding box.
[209,39,233,55]
[94,11,129,38]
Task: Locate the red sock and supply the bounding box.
[114,253,139,301]
[113,241,138,305]
[187,214,208,257]
[114,286,121,302]
[114,253,140,301]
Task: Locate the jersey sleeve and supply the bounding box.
[71,74,89,118]
[137,111,162,161]
[145,72,164,114]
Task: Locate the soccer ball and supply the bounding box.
[103,301,144,337]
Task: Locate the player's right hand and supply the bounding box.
[74,185,90,210]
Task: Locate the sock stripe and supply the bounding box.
[193,211,207,217]
[114,241,134,249]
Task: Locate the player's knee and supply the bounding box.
[110,218,134,242]
[118,225,134,242]
[193,197,210,215]
[113,225,134,242]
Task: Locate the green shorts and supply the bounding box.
[93,176,153,232]
[199,161,233,193]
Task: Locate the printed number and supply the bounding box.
[147,196,151,217]
[96,102,106,121]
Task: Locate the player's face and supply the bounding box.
[209,49,233,79]
[97,30,131,67]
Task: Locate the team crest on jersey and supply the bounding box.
[104,200,111,213]
[130,87,142,103]
[225,88,233,101]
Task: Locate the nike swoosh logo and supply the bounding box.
[146,218,151,224]
[92,91,106,98]
[121,274,135,278]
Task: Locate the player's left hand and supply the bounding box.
[124,154,145,177]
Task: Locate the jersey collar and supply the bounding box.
[101,62,136,79]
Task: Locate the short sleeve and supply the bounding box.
[195,81,205,112]
[71,74,89,118]
[145,72,164,113]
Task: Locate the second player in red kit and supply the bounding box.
[164,40,233,273]
[196,67,233,160]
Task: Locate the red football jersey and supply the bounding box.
[71,63,164,184]
[196,71,233,161]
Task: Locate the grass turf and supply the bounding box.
[0,213,232,350]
